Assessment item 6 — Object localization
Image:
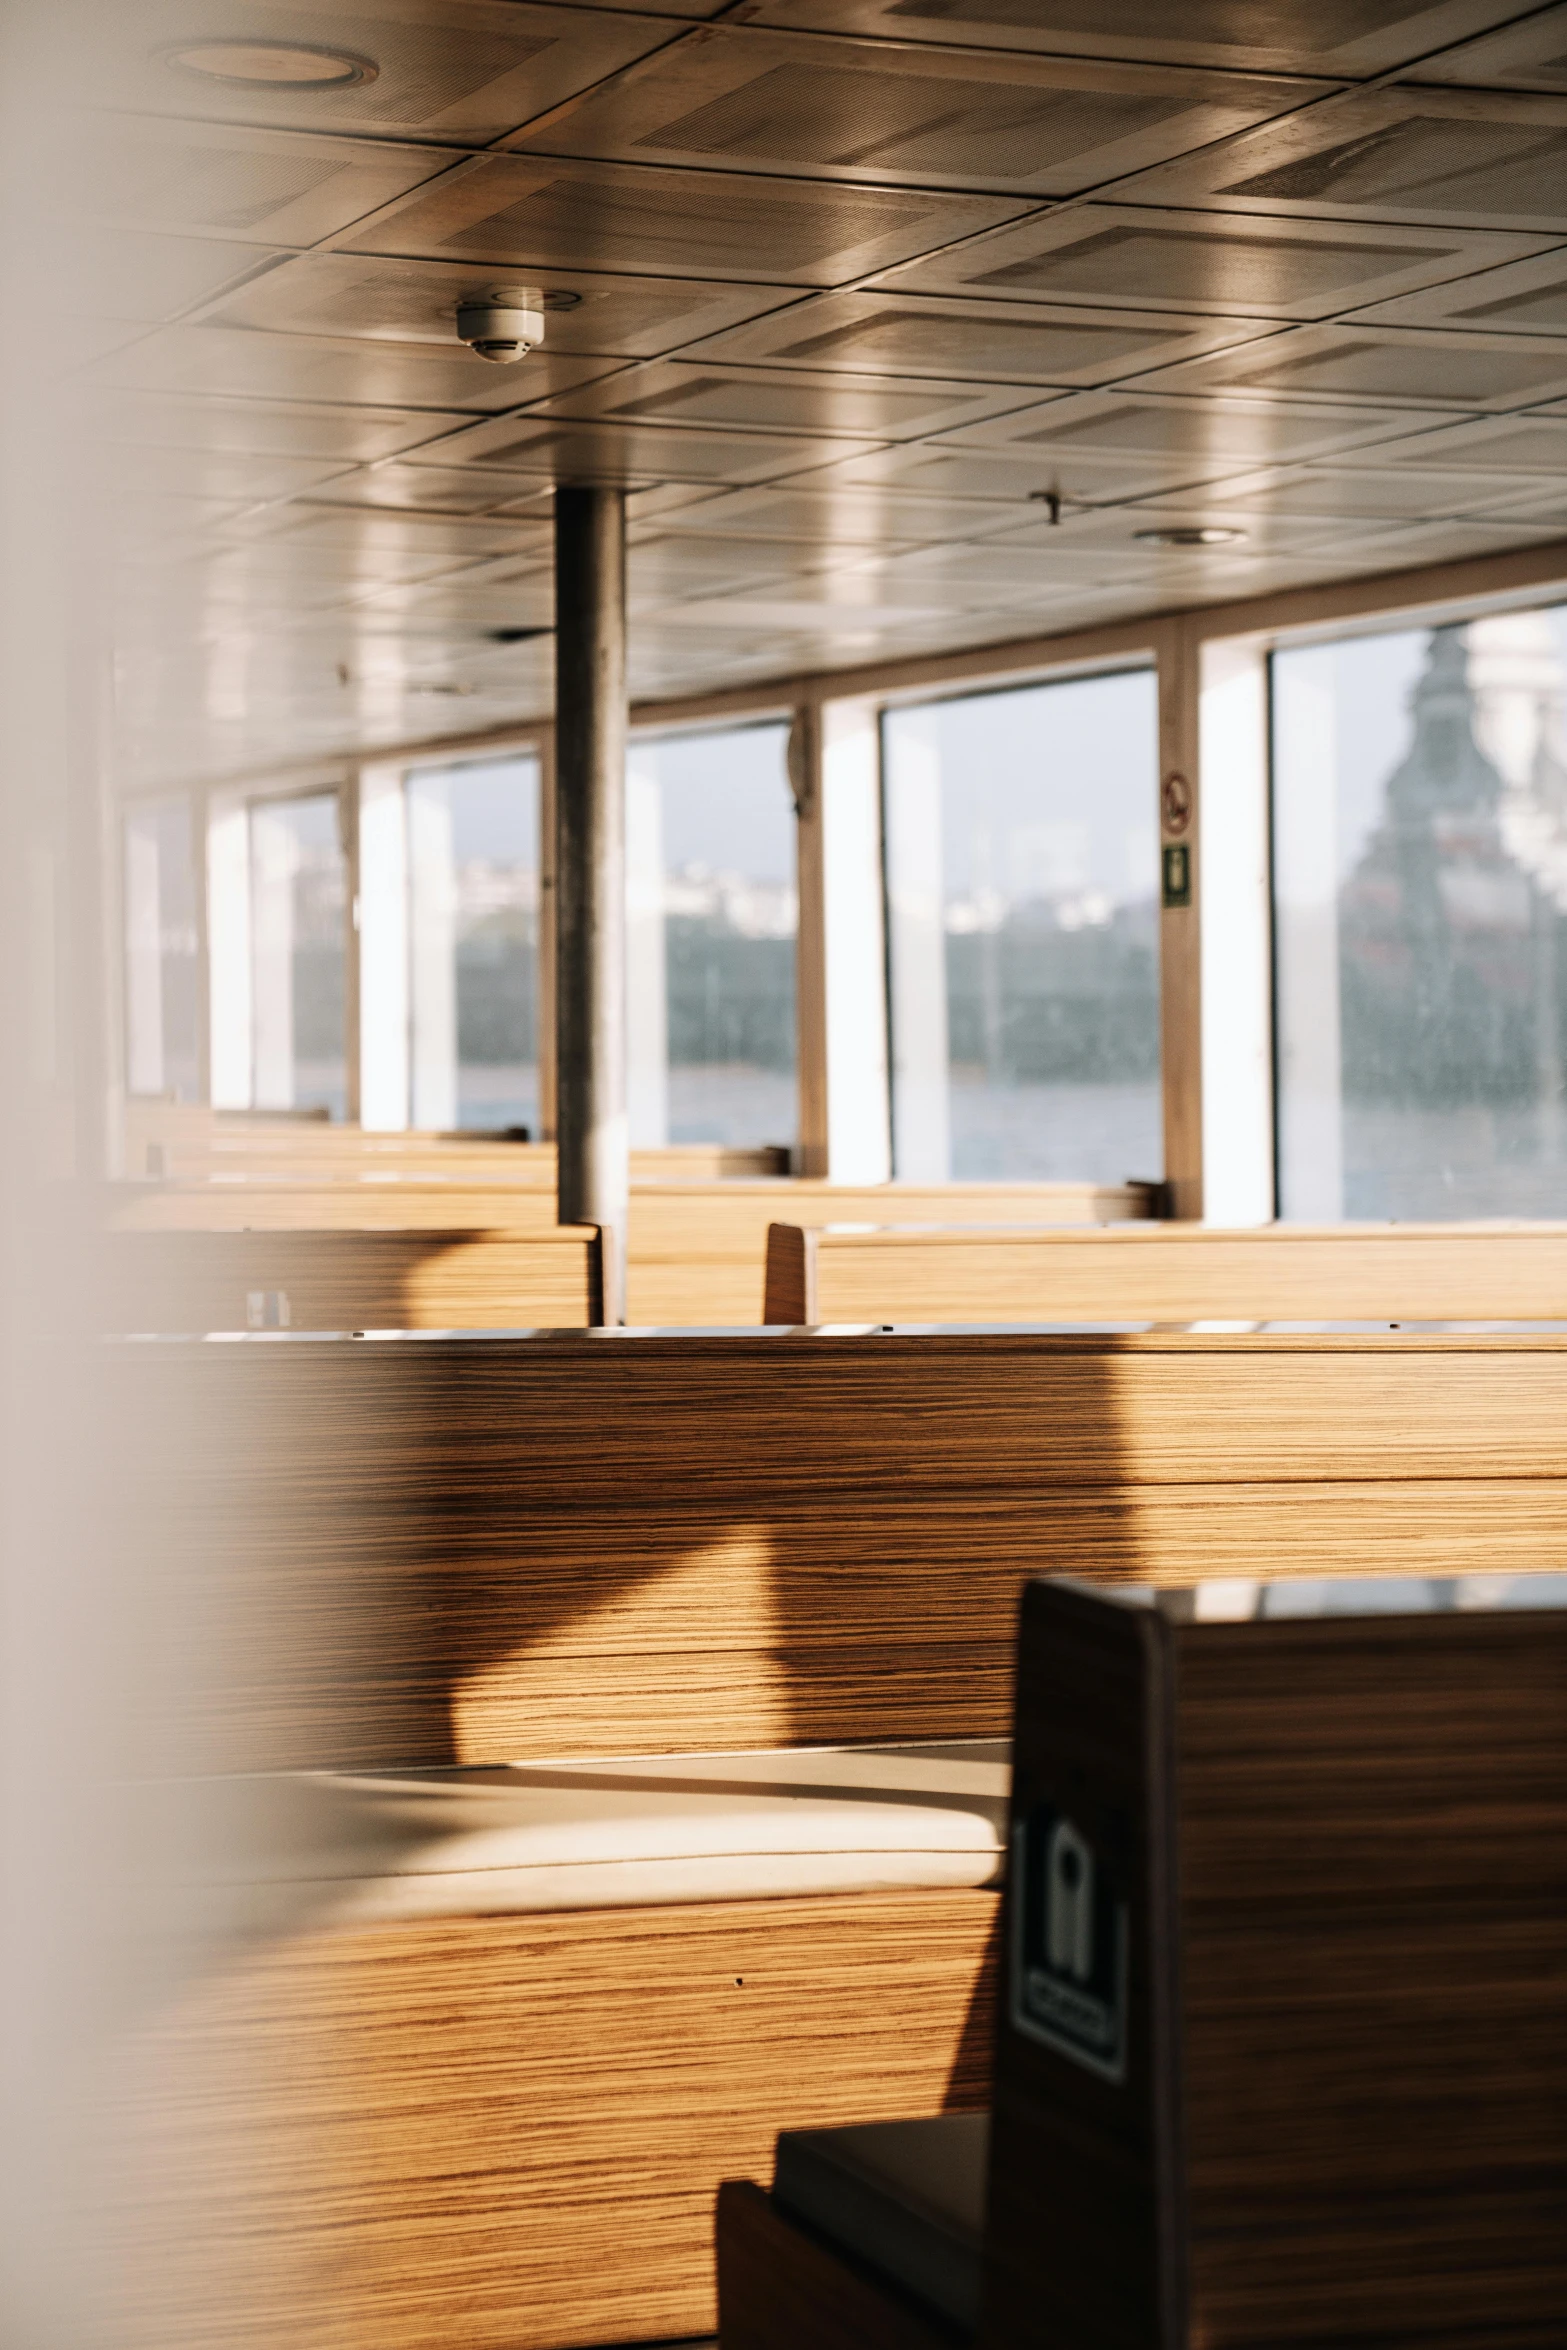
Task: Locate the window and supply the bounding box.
[123,798,200,1100]
[407,756,540,1133]
[1274,608,1567,1219]
[626,723,796,1152]
[249,792,348,1118]
[881,671,1161,1182]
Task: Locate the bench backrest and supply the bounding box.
[115,1327,1567,1778]
[103,1226,601,1331]
[763,1219,1567,1325]
[106,1179,1159,1321]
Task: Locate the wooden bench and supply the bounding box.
[763,1217,1567,1326]
[717,1574,1567,2350]
[106,1328,1567,2348]
[105,1178,1160,1323]
[102,1225,603,1331]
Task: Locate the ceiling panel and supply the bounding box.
[1129,461,1549,518]
[644,481,1049,547]
[86,0,675,142]
[89,228,278,323]
[1350,248,1567,332]
[522,359,1042,441]
[89,390,471,463]
[95,323,627,412]
[881,202,1553,319]
[511,29,1322,196]
[1344,413,1567,471]
[686,291,1274,383]
[1410,4,1567,91]
[92,445,358,504]
[203,250,804,354]
[71,118,452,249]
[350,152,1034,286]
[738,0,1531,78]
[1133,88,1567,232]
[432,413,881,486]
[1136,322,1567,408]
[300,460,557,512]
[932,388,1454,473]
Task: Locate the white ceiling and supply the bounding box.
[52,0,1567,787]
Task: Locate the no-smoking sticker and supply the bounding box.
[1161,770,1192,837]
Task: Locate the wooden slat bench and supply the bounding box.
[107,1328,1567,2348]
[104,1178,1160,1322]
[102,1225,602,1331]
[763,1217,1567,1327]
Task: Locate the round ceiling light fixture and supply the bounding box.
[1133,524,1247,548]
[164,39,377,87]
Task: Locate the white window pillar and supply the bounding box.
[795,696,891,1183]
[625,743,669,1149]
[1272,646,1345,1219]
[206,793,251,1109]
[1199,635,1275,1226]
[123,817,164,1098]
[882,706,951,1181]
[358,763,410,1131]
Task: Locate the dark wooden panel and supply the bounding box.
[717,2180,964,2350]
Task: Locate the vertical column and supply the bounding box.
[793,695,891,1183]
[555,485,628,1323]
[357,763,410,1131]
[1156,617,1203,1219]
[207,793,252,1110]
[536,730,558,1142]
[1199,636,1275,1225]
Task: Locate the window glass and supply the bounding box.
[249,792,347,1118]
[123,798,200,1100]
[881,671,1161,1181]
[407,756,540,1133]
[626,723,796,1152]
[1274,609,1567,1218]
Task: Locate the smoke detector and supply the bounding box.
[456,287,545,365]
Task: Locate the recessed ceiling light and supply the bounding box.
[164,39,377,87]
[1133,525,1247,548]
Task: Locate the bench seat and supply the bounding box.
[113,1742,1004,2350]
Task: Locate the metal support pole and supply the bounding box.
[554,485,628,1323]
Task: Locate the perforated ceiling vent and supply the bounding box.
[1226,118,1567,217]
[634,62,1195,178]
[974,225,1452,306]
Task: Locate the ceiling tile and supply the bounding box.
[1129,461,1548,518]
[510,29,1323,195]
[303,461,556,512]
[522,359,1042,440]
[70,118,453,249]
[1340,412,1567,470]
[644,481,1047,547]
[1408,4,1567,92]
[1136,321,1567,407]
[882,202,1553,318]
[685,290,1275,382]
[740,0,1530,79]
[96,323,626,412]
[1349,248,1567,332]
[1133,87,1567,233]
[932,387,1455,472]
[89,390,470,463]
[203,250,804,355]
[86,228,278,323]
[351,152,1034,285]
[432,413,881,486]
[86,1,676,143]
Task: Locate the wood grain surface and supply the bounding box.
[716,2181,965,2350]
[109,1889,997,2350]
[105,1179,1157,1322]
[764,1218,1567,1326]
[110,1329,1567,1776]
[986,1584,1567,2350]
[102,1227,600,1331]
